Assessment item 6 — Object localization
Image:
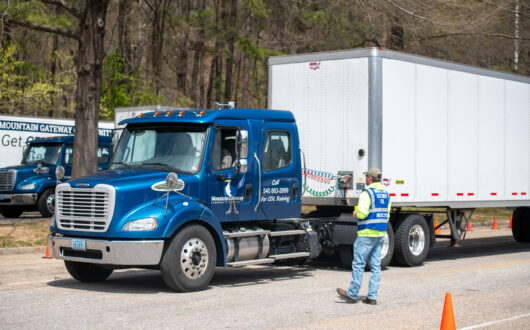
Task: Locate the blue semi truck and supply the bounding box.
[0,135,112,218]
[48,108,331,291]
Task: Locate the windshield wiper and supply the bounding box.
[141,162,178,172]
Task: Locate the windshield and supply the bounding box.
[111,125,207,173]
[21,143,62,165]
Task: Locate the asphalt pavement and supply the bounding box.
[0,227,529,329]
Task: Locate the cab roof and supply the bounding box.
[31,135,112,144]
[119,108,295,126]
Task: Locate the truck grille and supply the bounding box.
[0,170,16,191]
[56,184,115,232]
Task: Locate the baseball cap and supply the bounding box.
[363,168,382,178]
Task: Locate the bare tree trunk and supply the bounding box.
[118,0,132,74]
[72,0,110,179]
[224,0,237,102]
[240,12,251,108]
[176,1,191,95]
[514,0,520,72]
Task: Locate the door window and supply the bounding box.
[262,131,291,171]
[64,145,111,164]
[212,128,237,171]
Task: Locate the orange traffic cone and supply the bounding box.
[466,220,472,231]
[509,216,512,228]
[43,243,52,259]
[440,292,456,330]
[434,220,441,234]
[491,217,499,229]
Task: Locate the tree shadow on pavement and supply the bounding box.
[47,269,173,294]
[47,265,316,293]
[211,265,314,287]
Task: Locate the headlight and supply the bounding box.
[122,217,158,231]
[20,183,35,190]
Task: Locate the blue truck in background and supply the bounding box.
[0,135,112,218]
[48,108,328,292]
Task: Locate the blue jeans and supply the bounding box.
[347,236,385,300]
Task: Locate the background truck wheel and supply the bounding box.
[64,261,113,282]
[392,214,430,266]
[0,206,23,218]
[37,188,55,217]
[160,224,217,292]
[512,207,530,243]
[338,225,394,270]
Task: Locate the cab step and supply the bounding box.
[269,252,310,260]
[226,258,274,267]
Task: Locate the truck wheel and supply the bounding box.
[511,207,527,242]
[37,188,55,217]
[0,206,23,218]
[160,224,217,292]
[393,214,430,266]
[64,261,113,282]
[338,225,394,271]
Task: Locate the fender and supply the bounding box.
[18,176,56,194]
[164,200,227,267]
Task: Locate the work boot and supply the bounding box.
[336,288,357,304]
[362,297,377,305]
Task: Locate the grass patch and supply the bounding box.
[0,220,50,248]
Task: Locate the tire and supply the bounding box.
[338,225,394,271]
[522,208,530,242]
[37,188,55,217]
[0,206,23,218]
[64,261,113,282]
[511,207,527,242]
[392,213,430,266]
[160,224,217,292]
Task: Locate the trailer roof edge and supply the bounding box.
[268,48,530,84]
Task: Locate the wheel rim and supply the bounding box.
[180,238,208,279]
[46,194,55,214]
[381,232,389,259]
[408,224,425,256]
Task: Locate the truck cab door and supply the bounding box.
[254,122,301,219]
[207,120,254,222]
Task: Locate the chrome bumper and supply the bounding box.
[0,193,38,205]
[48,235,165,266]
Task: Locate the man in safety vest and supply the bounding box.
[337,168,391,305]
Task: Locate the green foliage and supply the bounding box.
[0,42,74,116]
[100,51,162,120]
[243,0,270,18]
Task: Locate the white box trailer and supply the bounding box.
[269,48,530,209]
[0,115,114,168]
[269,48,530,265]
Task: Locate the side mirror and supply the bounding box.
[235,130,248,174]
[56,166,65,181]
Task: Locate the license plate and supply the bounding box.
[71,239,86,251]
